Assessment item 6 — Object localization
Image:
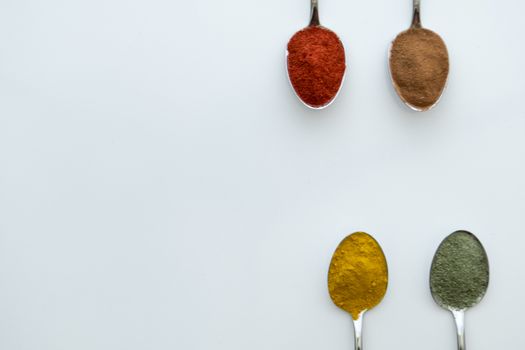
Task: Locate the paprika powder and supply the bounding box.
[287,26,346,109]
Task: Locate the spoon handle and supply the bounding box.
[352,313,364,350]
[452,310,466,350]
[411,0,422,28]
[309,0,320,27]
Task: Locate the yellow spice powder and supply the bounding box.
[328,232,388,319]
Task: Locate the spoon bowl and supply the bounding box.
[388,0,449,111]
[430,230,489,350]
[328,232,388,350]
[286,0,346,109]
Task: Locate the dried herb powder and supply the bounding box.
[287,26,346,108]
[389,28,449,110]
[328,232,388,320]
[430,231,489,311]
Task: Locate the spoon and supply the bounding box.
[328,232,388,350]
[388,0,449,111]
[430,230,489,350]
[286,0,346,109]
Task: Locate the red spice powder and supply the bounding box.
[287,26,346,108]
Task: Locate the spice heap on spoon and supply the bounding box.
[430,231,489,350]
[287,0,346,109]
[328,232,388,350]
[389,0,449,111]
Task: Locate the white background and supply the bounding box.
[0,0,524,349]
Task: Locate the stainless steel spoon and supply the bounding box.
[328,232,388,350]
[286,0,346,109]
[388,0,449,111]
[430,230,489,350]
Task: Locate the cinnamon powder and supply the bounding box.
[287,26,346,108]
[389,28,449,110]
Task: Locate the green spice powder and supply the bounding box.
[430,231,489,310]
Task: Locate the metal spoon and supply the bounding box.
[388,0,449,111]
[286,0,346,109]
[430,230,489,350]
[328,232,388,350]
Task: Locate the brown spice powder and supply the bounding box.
[287,26,346,108]
[389,28,449,110]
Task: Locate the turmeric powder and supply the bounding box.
[328,232,388,319]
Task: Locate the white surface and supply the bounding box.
[0,0,524,349]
